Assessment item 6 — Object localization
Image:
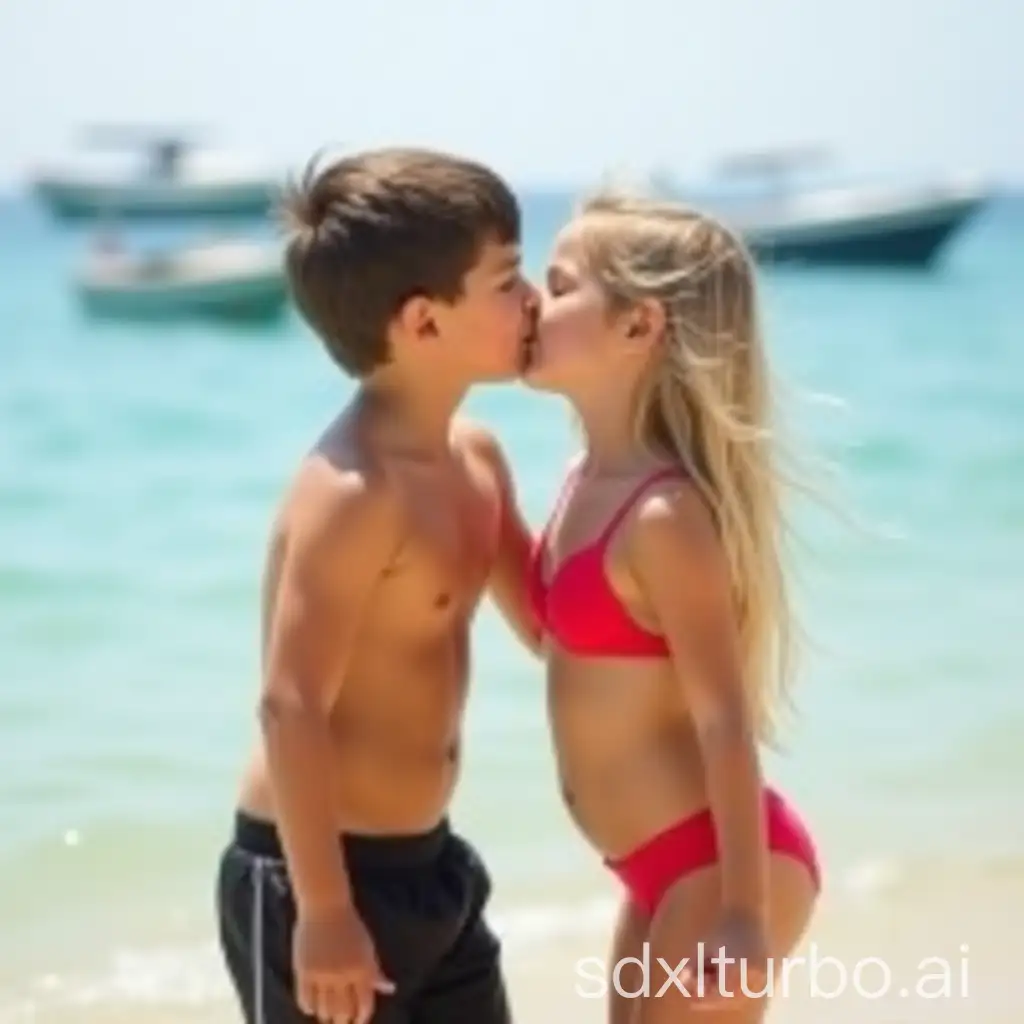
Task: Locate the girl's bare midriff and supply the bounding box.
[548,650,710,860]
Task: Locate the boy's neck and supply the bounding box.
[356,373,465,456]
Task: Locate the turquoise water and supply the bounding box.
[1,193,1022,1020]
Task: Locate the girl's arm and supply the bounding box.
[627,481,766,920]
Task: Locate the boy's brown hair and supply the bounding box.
[280,148,520,377]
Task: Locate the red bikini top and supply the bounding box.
[528,465,682,658]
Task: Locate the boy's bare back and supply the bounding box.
[239,410,507,836]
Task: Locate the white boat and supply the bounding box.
[32,128,281,221]
[660,147,991,268]
[76,237,289,323]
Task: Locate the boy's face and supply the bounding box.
[430,237,539,383]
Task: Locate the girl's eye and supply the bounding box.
[546,270,574,297]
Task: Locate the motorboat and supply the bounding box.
[32,127,281,221]
[661,147,991,269]
[75,235,288,323]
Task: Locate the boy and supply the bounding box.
[215,148,542,1024]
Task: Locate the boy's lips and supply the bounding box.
[518,310,540,372]
[518,327,538,372]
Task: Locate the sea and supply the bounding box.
[1,189,1022,1023]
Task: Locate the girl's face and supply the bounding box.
[522,227,628,395]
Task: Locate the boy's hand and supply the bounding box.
[294,905,395,1024]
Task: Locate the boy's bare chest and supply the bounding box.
[383,465,502,611]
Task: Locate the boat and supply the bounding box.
[732,183,989,269]
[32,127,282,221]
[666,148,990,269]
[75,236,289,323]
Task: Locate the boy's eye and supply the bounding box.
[499,276,519,292]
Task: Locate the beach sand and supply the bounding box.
[5,868,1016,1024]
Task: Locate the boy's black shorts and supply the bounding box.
[216,812,510,1024]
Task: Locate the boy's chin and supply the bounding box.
[466,366,519,386]
[517,363,555,392]
[516,347,544,386]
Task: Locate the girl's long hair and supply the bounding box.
[576,192,803,742]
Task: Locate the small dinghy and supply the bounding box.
[76,236,289,323]
[34,128,280,221]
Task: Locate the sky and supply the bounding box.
[0,0,1019,192]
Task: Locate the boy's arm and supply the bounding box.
[466,426,543,656]
[259,463,401,914]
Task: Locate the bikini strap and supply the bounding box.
[598,467,685,543]
[540,457,584,540]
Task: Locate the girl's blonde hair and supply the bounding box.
[573,191,800,743]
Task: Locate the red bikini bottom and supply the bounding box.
[605,787,821,916]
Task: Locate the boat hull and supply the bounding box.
[35,177,280,220]
[77,265,288,323]
[737,193,987,268]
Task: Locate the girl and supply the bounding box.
[523,194,820,1022]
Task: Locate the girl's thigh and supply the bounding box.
[634,855,818,1024]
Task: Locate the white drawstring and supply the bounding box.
[252,858,266,1024]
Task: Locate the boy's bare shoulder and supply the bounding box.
[278,425,403,558]
[453,416,513,485]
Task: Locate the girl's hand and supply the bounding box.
[680,911,770,1010]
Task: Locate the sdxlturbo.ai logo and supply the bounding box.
[575,942,970,1002]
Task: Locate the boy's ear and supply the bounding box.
[395,294,439,340]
